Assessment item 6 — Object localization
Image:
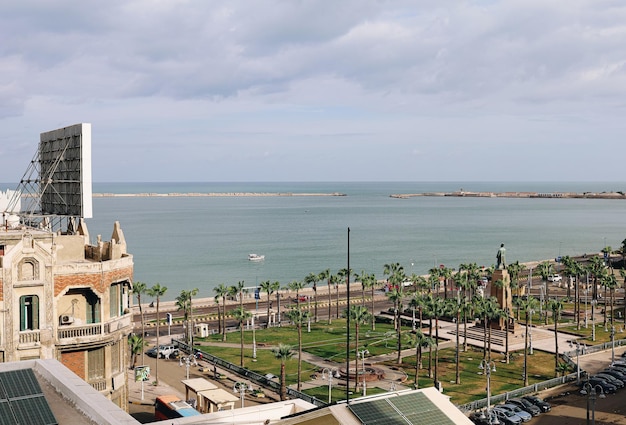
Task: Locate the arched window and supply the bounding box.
[18,258,39,281]
[20,295,39,331]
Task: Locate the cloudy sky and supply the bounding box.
[1,1,625,183]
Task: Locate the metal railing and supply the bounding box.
[174,340,327,408]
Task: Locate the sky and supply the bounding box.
[1,0,626,183]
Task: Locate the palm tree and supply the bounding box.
[329,274,340,321]
[304,273,319,322]
[410,330,435,389]
[231,306,252,367]
[176,288,198,345]
[492,277,510,363]
[344,305,372,391]
[287,280,306,308]
[519,296,539,386]
[318,269,331,323]
[213,283,229,341]
[354,270,369,306]
[557,362,573,377]
[424,294,445,387]
[337,268,352,319]
[133,281,148,364]
[260,280,275,327]
[271,281,281,326]
[361,273,378,330]
[271,344,295,400]
[128,334,146,369]
[506,261,526,298]
[537,261,553,324]
[230,280,246,311]
[386,284,405,364]
[285,308,309,391]
[548,298,564,377]
[147,283,167,385]
[445,297,464,384]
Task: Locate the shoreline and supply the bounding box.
[390,191,626,199]
[93,192,347,198]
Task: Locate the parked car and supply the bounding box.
[492,407,523,425]
[498,404,532,422]
[586,378,617,393]
[147,344,179,359]
[601,368,626,383]
[469,411,494,425]
[508,398,541,416]
[548,274,562,282]
[522,395,551,412]
[593,373,624,388]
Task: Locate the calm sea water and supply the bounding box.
[5,181,625,301]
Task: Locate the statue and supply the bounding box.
[496,243,506,269]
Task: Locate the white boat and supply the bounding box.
[248,254,265,262]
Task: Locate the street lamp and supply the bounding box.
[580,380,606,425]
[252,314,257,361]
[358,349,370,396]
[233,381,251,408]
[610,325,616,365]
[478,359,497,425]
[321,367,340,404]
[569,340,583,385]
[179,353,198,380]
[591,300,597,341]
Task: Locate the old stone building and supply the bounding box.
[0,219,134,409]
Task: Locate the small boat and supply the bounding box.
[248,254,265,262]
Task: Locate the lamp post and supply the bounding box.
[321,367,340,404]
[569,340,582,385]
[580,380,606,425]
[358,349,369,396]
[233,381,250,408]
[179,353,198,380]
[478,359,497,424]
[252,314,257,361]
[591,300,597,341]
[611,325,616,365]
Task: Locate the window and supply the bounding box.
[87,347,105,381]
[19,295,39,331]
[111,341,120,373]
[86,292,101,324]
[110,284,119,317]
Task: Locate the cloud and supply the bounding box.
[1,0,625,182]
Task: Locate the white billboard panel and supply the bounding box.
[39,123,93,218]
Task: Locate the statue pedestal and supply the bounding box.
[490,269,520,333]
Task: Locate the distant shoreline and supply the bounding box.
[390,191,626,199]
[92,192,347,198]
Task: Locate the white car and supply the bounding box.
[548,274,562,282]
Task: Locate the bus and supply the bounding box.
[154,394,201,420]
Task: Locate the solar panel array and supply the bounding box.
[349,392,457,425]
[0,369,58,425]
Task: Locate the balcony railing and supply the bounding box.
[57,314,132,341]
[89,379,107,392]
[19,330,40,345]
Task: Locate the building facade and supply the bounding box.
[0,219,133,409]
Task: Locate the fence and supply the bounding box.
[174,340,327,408]
[457,337,626,413]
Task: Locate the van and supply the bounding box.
[157,345,179,359]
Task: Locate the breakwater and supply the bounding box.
[390,191,626,199]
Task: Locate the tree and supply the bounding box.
[337,268,352,319]
[423,294,446,387]
[409,330,435,389]
[386,284,405,364]
[147,283,167,385]
[506,261,526,297]
[270,281,281,327]
[285,307,309,391]
[231,306,252,367]
[272,344,295,401]
[548,298,564,377]
[318,269,332,324]
[132,281,148,364]
[537,261,553,324]
[519,296,539,386]
[445,297,465,384]
[344,305,372,391]
[492,278,510,363]
[287,280,306,308]
[230,280,246,311]
[213,283,229,341]
[260,280,275,328]
[304,273,319,322]
[176,288,198,345]
[128,334,147,369]
[361,273,378,330]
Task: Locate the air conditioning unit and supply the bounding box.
[59,315,75,325]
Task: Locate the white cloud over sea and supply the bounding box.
[1,0,626,182]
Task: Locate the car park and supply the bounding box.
[492,407,523,425]
[521,395,551,412]
[508,398,541,416]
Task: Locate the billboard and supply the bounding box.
[39,123,92,218]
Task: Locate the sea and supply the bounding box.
[4,181,626,301]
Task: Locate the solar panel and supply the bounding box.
[349,392,457,425]
[0,369,58,425]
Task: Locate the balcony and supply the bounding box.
[57,315,132,345]
[19,330,40,345]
